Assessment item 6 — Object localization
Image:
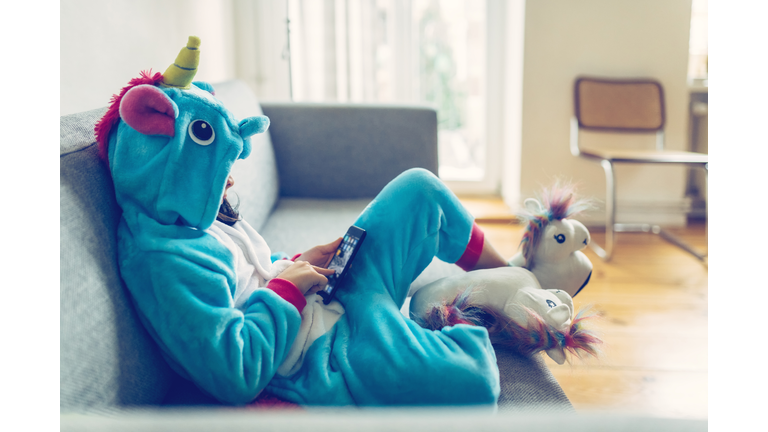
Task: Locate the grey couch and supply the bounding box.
[60,80,573,416]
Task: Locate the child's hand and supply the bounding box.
[277,261,336,296]
[295,237,343,268]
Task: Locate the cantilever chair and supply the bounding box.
[570,77,708,262]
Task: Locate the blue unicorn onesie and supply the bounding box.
[97,36,500,407]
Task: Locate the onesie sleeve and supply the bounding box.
[122,250,302,406]
[266,278,307,312]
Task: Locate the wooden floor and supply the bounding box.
[459,197,708,420]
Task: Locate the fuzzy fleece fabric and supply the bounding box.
[105,77,499,406]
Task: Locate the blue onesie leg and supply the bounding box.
[267,168,500,406]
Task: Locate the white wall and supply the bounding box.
[512,0,693,225]
[60,0,293,115]
[61,0,258,115]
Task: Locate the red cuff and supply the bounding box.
[455,222,485,272]
[291,253,302,261]
[266,278,307,313]
[247,392,302,410]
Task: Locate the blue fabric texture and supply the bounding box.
[107,77,498,406]
[107,82,300,405]
[267,169,500,406]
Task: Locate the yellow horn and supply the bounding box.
[160,36,201,90]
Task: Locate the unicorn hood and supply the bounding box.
[98,36,269,231]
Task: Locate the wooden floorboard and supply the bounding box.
[459,196,708,420]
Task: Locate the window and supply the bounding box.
[288,0,495,185]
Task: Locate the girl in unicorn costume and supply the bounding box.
[99,36,597,407]
[100,36,508,407]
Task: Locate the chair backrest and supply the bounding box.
[574,77,665,132]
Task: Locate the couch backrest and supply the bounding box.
[60,108,173,411]
[261,102,438,199]
[59,81,280,411]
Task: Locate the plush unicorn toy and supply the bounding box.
[409,184,600,364]
[508,184,594,298]
[409,266,601,364]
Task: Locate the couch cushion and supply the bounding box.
[210,80,279,232]
[495,346,574,412]
[258,198,371,254]
[60,109,173,411]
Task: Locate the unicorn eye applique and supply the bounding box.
[554,234,566,244]
[189,119,215,146]
[546,299,557,308]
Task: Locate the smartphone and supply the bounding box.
[317,226,366,305]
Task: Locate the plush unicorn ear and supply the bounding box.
[239,116,269,139]
[193,81,215,95]
[524,198,544,214]
[236,116,270,160]
[119,85,178,137]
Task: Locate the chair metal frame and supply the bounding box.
[570,77,708,262]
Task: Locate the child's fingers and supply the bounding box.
[322,238,343,253]
[312,266,336,276]
[309,272,329,292]
[322,240,341,267]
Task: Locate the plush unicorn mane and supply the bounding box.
[419,284,486,329]
[517,182,592,265]
[94,69,164,168]
[417,286,602,360]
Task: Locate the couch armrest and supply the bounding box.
[61,409,708,431]
[260,102,438,199]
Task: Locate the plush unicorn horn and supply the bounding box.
[508,184,594,298]
[160,36,201,90]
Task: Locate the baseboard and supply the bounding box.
[475,197,702,227]
[577,198,692,228]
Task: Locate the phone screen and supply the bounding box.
[324,233,361,294]
[320,226,365,303]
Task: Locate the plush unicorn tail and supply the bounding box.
[417,287,602,360]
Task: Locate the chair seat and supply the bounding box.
[579,148,708,164]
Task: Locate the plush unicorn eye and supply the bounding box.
[188,120,215,146]
[546,300,557,308]
[554,234,566,244]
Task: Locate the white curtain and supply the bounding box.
[288,0,488,182]
[289,0,416,103]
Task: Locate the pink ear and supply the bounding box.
[119,85,177,137]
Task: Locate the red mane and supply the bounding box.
[94,70,164,168]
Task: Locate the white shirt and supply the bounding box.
[207,219,345,377]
